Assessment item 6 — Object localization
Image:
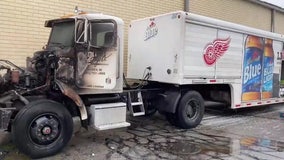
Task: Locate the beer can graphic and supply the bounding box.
[242,35,264,101]
[262,39,274,99]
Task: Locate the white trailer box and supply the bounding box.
[127,11,284,108]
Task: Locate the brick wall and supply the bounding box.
[275,11,284,34]
[0,0,184,68]
[189,0,272,31]
[189,0,284,35]
[1,0,284,71]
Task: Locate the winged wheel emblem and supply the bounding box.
[203,37,231,66]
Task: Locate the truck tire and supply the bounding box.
[177,91,204,129]
[12,99,73,159]
[143,99,157,116]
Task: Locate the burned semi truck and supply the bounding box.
[1,10,284,158]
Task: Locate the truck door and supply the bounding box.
[75,20,118,90]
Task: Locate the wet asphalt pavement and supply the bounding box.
[1,104,284,160]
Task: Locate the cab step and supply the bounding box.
[127,91,145,116]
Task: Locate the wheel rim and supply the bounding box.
[185,99,199,119]
[29,113,61,145]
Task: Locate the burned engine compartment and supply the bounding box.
[0,49,64,98]
[0,60,33,95]
[0,53,56,130]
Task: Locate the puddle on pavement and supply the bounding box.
[239,137,284,151]
[167,142,202,155]
[165,136,284,157]
[166,140,230,155]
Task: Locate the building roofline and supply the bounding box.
[248,0,284,13]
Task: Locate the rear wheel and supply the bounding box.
[177,91,204,129]
[12,99,73,159]
[143,98,157,116]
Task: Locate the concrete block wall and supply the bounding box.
[1,0,284,73]
[275,11,284,34]
[0,0,184,69]
[189,0,284,35]
[189,0,271,31]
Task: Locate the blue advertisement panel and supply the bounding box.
[242,36,263,101]
[241,35,274,101]
[262,39,274,99]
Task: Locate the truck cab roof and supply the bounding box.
[45,13,124,27]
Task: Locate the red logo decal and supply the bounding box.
[144,20,158,41]
[203,37,231,66]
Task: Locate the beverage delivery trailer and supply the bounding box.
[0,10,284,158]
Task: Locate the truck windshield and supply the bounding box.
[89,22,115,48]
[48,21,75,47]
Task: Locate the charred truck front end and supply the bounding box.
[0,13,128,158]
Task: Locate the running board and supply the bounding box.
[95,122,130,131]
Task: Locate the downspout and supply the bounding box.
[271,9,275,32]
[184,0,189,12]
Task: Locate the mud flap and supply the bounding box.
[156,89,181,113]
[0,108,13,130]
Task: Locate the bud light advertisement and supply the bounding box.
[241,35,275,101]
[262,39,274,99]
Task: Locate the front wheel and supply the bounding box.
[177,91,204,129]
[12,99,73,159]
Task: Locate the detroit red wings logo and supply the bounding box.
[203,37,231,66]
